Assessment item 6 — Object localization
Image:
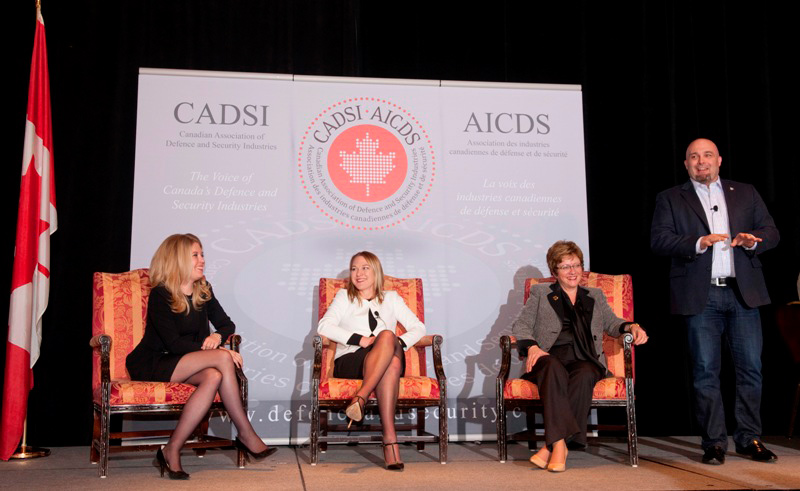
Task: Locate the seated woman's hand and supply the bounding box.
[359,336,376,349]
[525,345,549,373]
[220,348,244,369]
[629,324,649,345]
[201,332,222,350]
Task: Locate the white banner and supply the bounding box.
[131,69,589,442]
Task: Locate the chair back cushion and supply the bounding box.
[318,276,426,381]
[526,271,634,378]
[92,269,151,389]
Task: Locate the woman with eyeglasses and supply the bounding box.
[511,240,648,472]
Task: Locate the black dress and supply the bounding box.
[125,284,235,382]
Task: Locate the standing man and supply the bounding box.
[651,138,779,464]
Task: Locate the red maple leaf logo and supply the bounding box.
[338,133,396,197]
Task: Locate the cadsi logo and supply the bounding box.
[298,98,435,230]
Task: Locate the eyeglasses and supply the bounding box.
[555,264,583,272]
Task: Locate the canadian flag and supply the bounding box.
[1,7,57,461]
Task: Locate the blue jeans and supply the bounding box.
[685,284,763,451]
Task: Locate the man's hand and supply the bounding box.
[525,345,549,373]
[731,232,762,248]
[699,234,729,249]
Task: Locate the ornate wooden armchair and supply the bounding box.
[89,269,246,477]
[310,276,448,464]
[496,272,638,466]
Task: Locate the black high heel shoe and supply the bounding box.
[235,437,277,461]
[382,442,404,471]
[156,447,190,480]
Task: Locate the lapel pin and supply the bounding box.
[553,295,559,301]
[729,187,734,191]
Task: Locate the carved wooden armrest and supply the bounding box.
[413,335,436,347]
[226,334,242,352]
[90,334,112,384]
[498,335,513,382]
[429,335,446,384]
[89,334,111,350]
[312,335,324,383]
[225,335,248,396]
[622,332,634,380]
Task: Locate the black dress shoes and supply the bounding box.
[735,440,778,463]
[702,446,726,465]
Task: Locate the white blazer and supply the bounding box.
[317,289,426,359]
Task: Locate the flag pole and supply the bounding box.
[3,0,54,461]
[9,418,50,459]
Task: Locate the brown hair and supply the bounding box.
[546,240,584,277]
[149,233,211,314]
[346,251,385,305]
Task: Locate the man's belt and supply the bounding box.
[711,277,735,287]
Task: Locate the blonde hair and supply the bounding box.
[346,251,385,305]
[546,240,584,277]
[149,233,211,314]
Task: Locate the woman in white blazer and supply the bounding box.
[317,251,425,470]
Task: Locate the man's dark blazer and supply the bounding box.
[651,179,779,316]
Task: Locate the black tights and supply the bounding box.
[355,331,404,454]
[163,349,266,472]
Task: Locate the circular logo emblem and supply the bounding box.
[297,98,435,230]
[327,125,407,203]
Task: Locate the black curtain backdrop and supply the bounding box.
[2,1,798,447]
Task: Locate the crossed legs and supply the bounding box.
[353,331,404,464]
[162,349,266,472]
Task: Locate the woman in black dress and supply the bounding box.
[126,233,274,479]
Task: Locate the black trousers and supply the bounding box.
[522,344,603,447]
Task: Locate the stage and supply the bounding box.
[3,436,799,490]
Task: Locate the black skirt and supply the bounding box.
[126,346,184,382]
[333,345,406,379]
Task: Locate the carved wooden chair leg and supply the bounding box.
[98,405,110,478]
[90,408,100,464]
[320,410,328,453]
[310,402,320,465]
[496,404,506,462]
[439,399,448,463]
[194,420,210,457]
[526,409,537,451]
[416,408,425,452]
[626,397,639,466]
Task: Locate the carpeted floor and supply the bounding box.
[2,436,799,490]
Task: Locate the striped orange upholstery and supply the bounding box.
[317,276,429,401]
[504,376,627,400]
[506,272,635,400]
[93,381,222,406]
[92,270,151,388]
[91,269,208,406]
[319,376,441,401]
